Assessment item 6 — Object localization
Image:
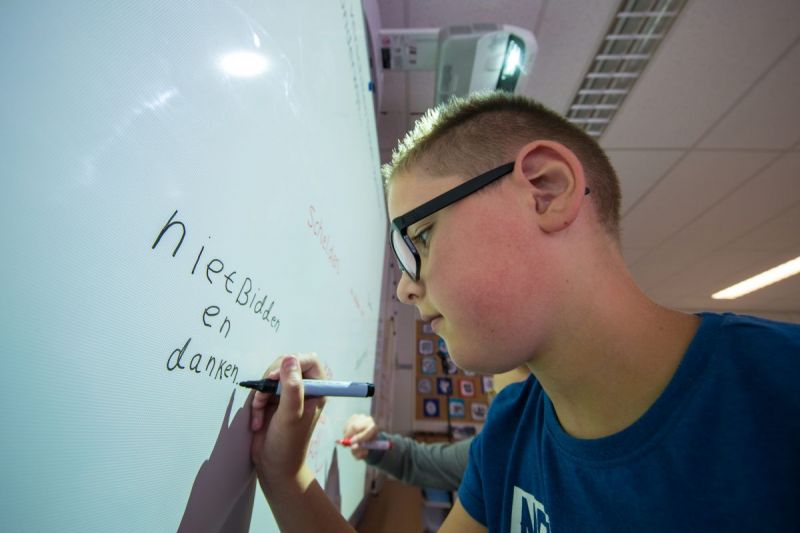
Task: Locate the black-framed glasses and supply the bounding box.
[390,162,514,281]
[390,161,590,281]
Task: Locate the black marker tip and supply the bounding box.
[238,379,279,393]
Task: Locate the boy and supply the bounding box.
[249,92,800,531]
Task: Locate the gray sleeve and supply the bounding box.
[364,432,472,492]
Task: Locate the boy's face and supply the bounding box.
[387,166,558,374]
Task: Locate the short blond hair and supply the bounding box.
[382,92,622,240]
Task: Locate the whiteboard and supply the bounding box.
[0,1,385,531]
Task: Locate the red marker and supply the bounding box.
[337,438,392,450]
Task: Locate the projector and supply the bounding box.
[379,24,537,104]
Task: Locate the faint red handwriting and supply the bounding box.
[307,205,340,275]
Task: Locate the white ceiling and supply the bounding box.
[374,0,800,321]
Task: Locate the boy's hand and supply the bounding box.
[249,353,327,485]
[342,413,380,460]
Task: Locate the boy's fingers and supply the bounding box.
[251,366,280,431]
[250,393,271,432]
[250,352,326,432]
[296,352,327,380]
[252,390,272,409]
[305,397,326,421]
[275,355,304,420]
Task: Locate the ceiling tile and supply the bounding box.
[647,248,780,305]
[666,256,800,314]
[406,0,542,29]
[620,150,775,249]
[727,201,800,251]
[664,152,800,250]
[601,0,800,148]
[378,0,406,27]
[628,244,700,293]
[762,274,800,309]
[699,40,800,149]
[606,149,686,214]
[622,247,648,266]
[669,293,799,314]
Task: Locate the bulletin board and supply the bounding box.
[413,320,491,433]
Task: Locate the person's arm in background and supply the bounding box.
[342,414,471,491]
[372,433,471,491]
[341,414,486,532]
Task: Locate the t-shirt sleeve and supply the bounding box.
[457,431,487,526]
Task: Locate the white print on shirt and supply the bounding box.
[510,486,551,533]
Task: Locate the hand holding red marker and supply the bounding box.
[340,413,388,459]
[337,437,392,450]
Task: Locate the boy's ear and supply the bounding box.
[513,141,588,234]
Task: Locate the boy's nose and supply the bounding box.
[396,270,424,305]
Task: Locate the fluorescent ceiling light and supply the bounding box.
[712,255,800,300]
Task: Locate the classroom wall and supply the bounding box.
[390,290,420,435]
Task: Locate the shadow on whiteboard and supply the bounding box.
[178,390,256,532]
[324,447,341,513]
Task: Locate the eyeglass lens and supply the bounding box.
[391,230,417,279]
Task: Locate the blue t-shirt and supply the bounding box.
[459,313,800,532]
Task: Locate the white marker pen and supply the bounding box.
[239,379,374,398]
